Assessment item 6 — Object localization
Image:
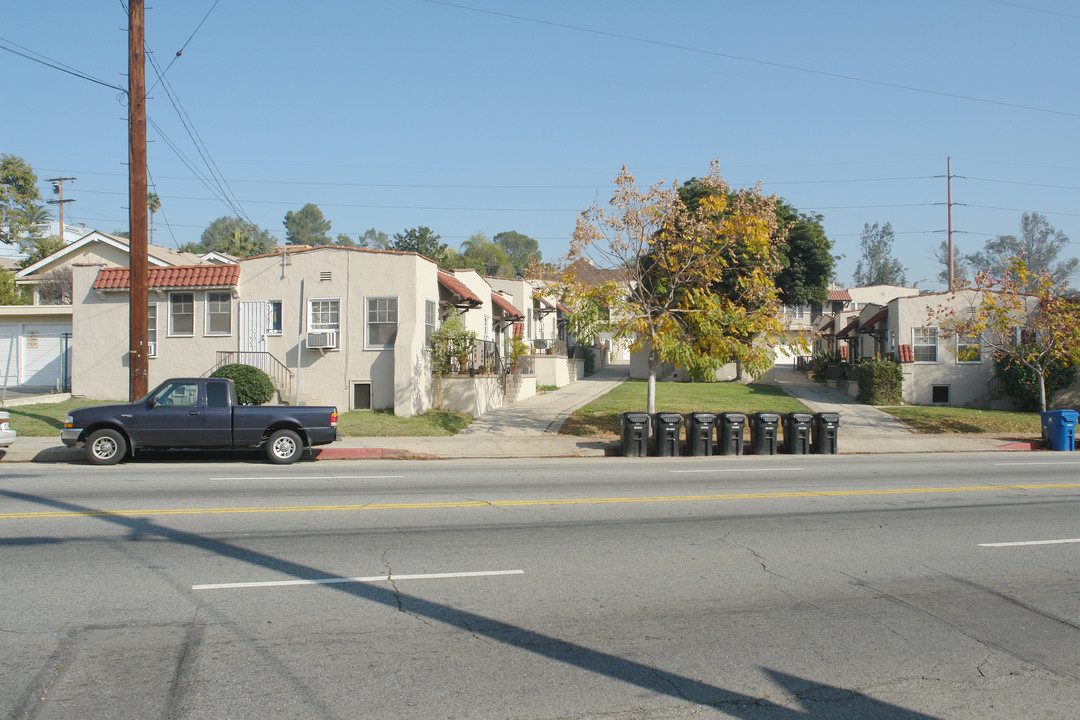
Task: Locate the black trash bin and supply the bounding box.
[683,412,716,456]
[748,412,780,455]
[652,412,683,457]
[812,412,840,454]
[782,412,814,455]
[619,412,650,457]
[717,412,746,455]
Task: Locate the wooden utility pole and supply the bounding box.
[45,176,76,240]
[946,157,955,292]
[128,0,149,400]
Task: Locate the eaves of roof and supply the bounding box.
[437,271,483,306]
[490,293,524,319]
[92,265,240,291]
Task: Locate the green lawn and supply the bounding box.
[334,408,473,437]
[4,398,474,438]
[4,398,117,437]
[560,380,809,437]
[879,406,1041,436]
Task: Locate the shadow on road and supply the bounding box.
[1,488,944,718]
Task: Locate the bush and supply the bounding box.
[855,357,903,405]
[993,350,1077,412]
[809,350,840,382]
[210,363,275,405]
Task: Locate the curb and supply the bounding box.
[311,447,436,460]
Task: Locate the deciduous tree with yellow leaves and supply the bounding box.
[934,256,1080,412]
[555,162,794,415]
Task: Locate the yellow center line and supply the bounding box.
[2,483,1079,520]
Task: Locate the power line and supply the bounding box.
[423,0,1080,119]
[0,36,125,92]
[981,0,1080,20]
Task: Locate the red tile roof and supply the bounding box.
[92,265,240,290]
[490,293,524,319]
[827,289,852,302]
[437,271,483,305]
[835,317,860,338]
[859,307,888,331]
[898,344,915,363]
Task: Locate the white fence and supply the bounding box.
[1,331,72,394]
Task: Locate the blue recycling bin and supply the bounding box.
[1039,409,1077,451]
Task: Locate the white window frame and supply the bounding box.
[955,332,982,364]
[912,327,938,363]
[205,291,232,337]
[147,303,157,357]
[267,300,283,336]
[308,298,341,332]
[425,300,437,344]
[365,296,398,350]
[169,292,194,337]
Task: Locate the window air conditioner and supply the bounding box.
[307,330,338,350]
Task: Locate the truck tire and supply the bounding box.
[86,428,127,465]
[266,428,303,464]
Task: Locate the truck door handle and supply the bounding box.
[188,410,199,416]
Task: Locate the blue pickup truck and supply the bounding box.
[62,377,338,465]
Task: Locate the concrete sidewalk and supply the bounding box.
[0,362,1043,462]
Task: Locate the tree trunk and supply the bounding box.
[1038,371,1047,412]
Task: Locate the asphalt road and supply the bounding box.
[2,454,1079,719]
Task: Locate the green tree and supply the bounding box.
[361,227,390,249]
[182,216,277,257]
[852,221,907,287]
[934,257,1080,411]
[18,235,66,268]
[0,267,27,305]
[966,212,1077,290]
[494,230,541,274]
[334,233,356,247]
[283,203,332,245]
[557,162,789,415]
[773,201,834,307]
[931,239,971,288]
[390,225,460,268]
[1,155,42,247]
[147,192,161,244]
[460,232,514,276]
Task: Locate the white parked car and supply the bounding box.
[0,411,15,448]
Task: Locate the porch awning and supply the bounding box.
[490,293,524,319]
[437,271,482,307]
[859,307,888,332]
[835,317,860,339]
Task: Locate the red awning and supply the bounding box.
[490,293,524,319]
[437,271,482,306]
[835,318,860,339]
[859,307,888,331]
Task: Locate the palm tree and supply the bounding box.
[147,192,161,244]
[19,203,52,235]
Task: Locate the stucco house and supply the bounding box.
[815,289,1038,408]
[1,231,222,393]
[68,245,578,416]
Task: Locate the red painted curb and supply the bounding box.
[313,447,418,460]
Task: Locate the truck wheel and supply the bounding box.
[266,429,303,464]
[86,429,127,465]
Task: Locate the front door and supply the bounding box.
[239,301,268,373]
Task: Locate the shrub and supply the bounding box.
[431,313,477,375]
[993,350,1077,412]
[210,363,275,405]
[809,350,840,382]
[855,357,903,405]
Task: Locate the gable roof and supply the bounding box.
[92,265,240,291]
[859,306,889,331]
[16,231,209,278]
[827,289,852,302]
[835,317,860,339]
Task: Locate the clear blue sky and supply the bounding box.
[3,0,1078,290]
